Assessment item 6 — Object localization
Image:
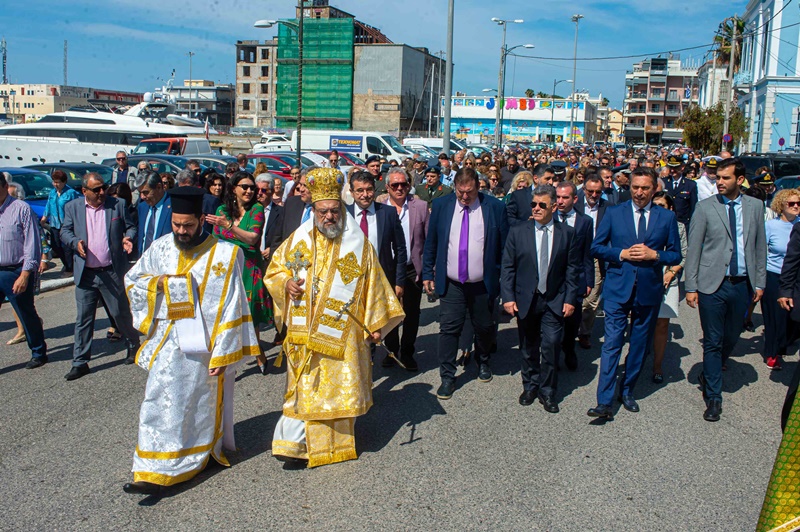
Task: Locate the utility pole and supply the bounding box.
[427,61,435,137]
[187,51,195,118]
[569,14,583,145]
[0,38,7,85]
[63,40,68,86]
[710,48,717,106]
[442,0,454,154]
[723,15,737,149]
[296,0,304,163]
[495,22,507,147]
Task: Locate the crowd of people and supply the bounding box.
[0,142,798,509]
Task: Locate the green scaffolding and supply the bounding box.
[276,17,354,130]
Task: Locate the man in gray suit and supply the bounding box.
[685,157,767,422]
[61,173,141,381]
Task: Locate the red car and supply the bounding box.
[313,151,366,167]
[246,154,299,179]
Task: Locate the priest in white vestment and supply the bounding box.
[122,187,260,495]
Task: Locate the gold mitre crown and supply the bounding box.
[306,167,344,203]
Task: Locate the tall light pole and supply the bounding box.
[187,51,195,118]
[442,0,454,154]
[491,18,524,147]
[255,4,304,163]
[9,89,15,125]
[723,15,738,150]
[550,79,572,142]
[568,14,583,145]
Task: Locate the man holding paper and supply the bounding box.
[122,187,260,495]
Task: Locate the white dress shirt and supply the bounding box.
[260,201,273,252]
[631,201,652,239]
[354,202,379,252]
[585,202,599,236]
[534,219,555,266]
[559,208,576,228]
[386,198,412,264]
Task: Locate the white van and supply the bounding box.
[291,130,412,162]
[252,134,293,153]
[403,137,468,154]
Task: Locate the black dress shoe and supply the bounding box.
[25,356,48,369]
[259,363,269,375]
[478,364,493,382]
[539,396,560,413]
[652,373,663,384]
[619,395,640,413]
[587,404,613,419]
[519,389,537,406]
[436,379,456,400]
[399,354,418,372]
[564,350,578,371]
[697,372,708,401]
[65,365,90,381]
[703,399,722,422]
[381,355,395,368]
[123,481,162,495]
[125,345,139,365]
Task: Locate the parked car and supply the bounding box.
[0,167,54,217]
[100,154,207,176]
[313,151,366,167]
[192,156,255,174]
[740,154,800,181]
[775,176,800,191]
[24,162,113,192]
[132,137,213,156]
[245,154,302,179]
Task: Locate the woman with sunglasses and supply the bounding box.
[206,172,273,374]
[762,188,800,370]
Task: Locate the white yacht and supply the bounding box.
[0,82,216,167]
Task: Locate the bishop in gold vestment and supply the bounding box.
[265,168,404,468]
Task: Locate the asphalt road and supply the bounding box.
[0,284,789,530]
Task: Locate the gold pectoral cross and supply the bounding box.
[285,249,310,282]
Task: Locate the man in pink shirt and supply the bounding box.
[60,173,139,381]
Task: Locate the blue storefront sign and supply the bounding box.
[330,135,363,152]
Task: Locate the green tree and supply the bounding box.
[714,16,745,72]
[677,103,747,153]
[601,97,610,107]
[525,88,535,98]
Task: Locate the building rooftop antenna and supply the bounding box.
[1,38,7,85]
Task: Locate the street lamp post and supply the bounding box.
[255,3,304,164]
[491,18,524,148]
[568,14,583,145]
[187,51,195,119]
[550,79,572,142]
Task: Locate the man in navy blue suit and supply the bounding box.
[554,181,594,371]
[134,171,173,255]
[422,168,509,400]
[588,167,682,419]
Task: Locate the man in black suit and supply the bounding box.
[255,174,284,264]
[60,173,140,380]
[507,164,555,226]
[778,222,800,429]
[501,184,581,413]
[423,168,509,400]
[606,167,631,205]
[663,154,698,228]
[281,169,313,243]
[575,174,609,349]
[174,168,220,235]
[555,181,594,370]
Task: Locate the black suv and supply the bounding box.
[739,153,800,181]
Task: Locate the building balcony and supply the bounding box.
[627,92,647,100]
[734,71,753,87]
[625,124,645,131]
[627,110,646,116]
[665,109,680,117]
[649,93,665,100]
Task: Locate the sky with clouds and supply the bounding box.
[4,0,739,108]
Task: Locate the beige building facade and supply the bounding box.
[0,83,142,123]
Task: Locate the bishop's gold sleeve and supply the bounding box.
[264,238,293,332]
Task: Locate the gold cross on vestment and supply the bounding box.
[212,262,226,277]
[286,249,311,282]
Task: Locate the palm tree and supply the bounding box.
[525,88,535,98]
[714,16,745,72]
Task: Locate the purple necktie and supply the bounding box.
[458,205,469,283]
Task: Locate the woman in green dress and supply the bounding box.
[206,171,273,375]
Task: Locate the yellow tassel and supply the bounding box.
[274,348,284,368]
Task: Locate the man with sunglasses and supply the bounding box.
[134,171,173,255]
[112,150,138,189]
[381,167,429,371]
[501,184,581,413]
[255,173,283,264]
[61,173,140,380]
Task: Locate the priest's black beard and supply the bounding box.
[315,215,344,239]
[173,225,205,251]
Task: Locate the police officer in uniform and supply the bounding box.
[663,154,698,229]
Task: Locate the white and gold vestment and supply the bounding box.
[125,234,260,486]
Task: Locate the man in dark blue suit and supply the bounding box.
[506,165,555,226]
[554,181,594,370]
[422,168,509,400]
[663,154,698,229]
[588,167,682,419]
[501,184,581,413]
[134,171,173,255]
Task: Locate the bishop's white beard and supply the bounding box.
[315,214,345,239]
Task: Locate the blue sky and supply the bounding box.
[4,0,739,108]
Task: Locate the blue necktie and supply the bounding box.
[301,204,312,223]
[144,206,156,251]
[636,208,646,243]
[728,202,738,275]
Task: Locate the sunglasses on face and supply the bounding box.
[238,184,256,191]
[531,201,550,209]
[116,157,127,161]
[787,201,800,207]
[389,183,409,190]
[257,187,270,195]
[87,184,108,194]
